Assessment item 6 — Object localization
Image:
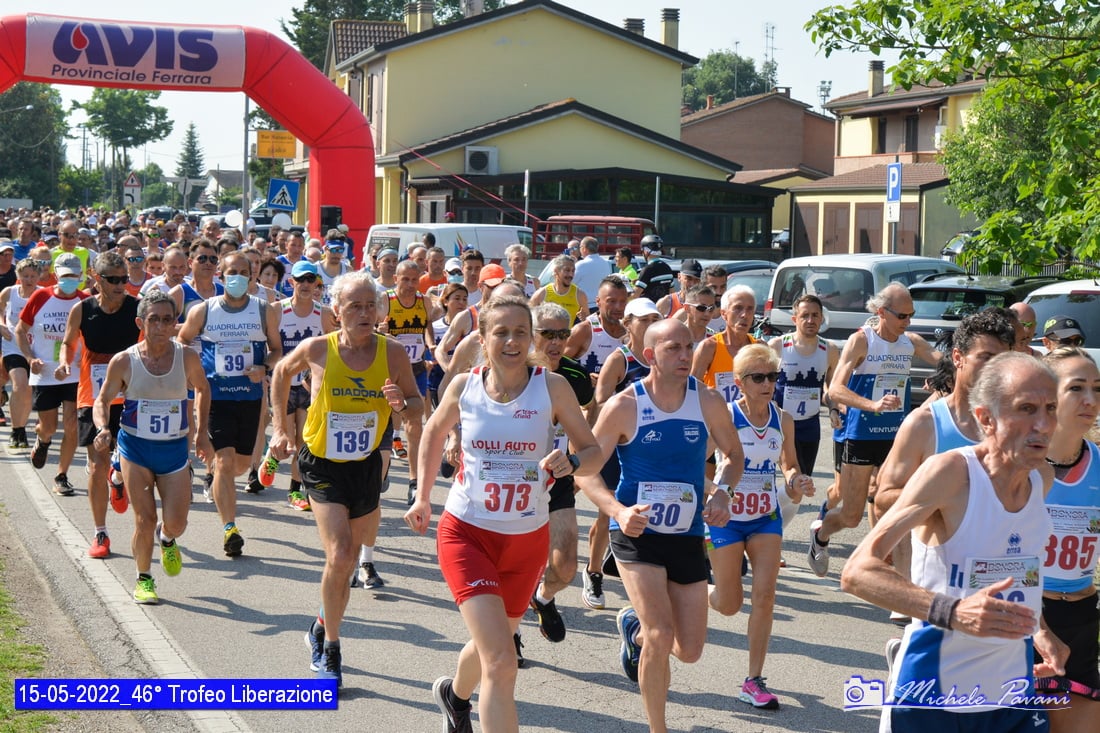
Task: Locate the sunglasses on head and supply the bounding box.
[537,328,571,341]
[193,254,218,264]
[294,273,319,284]
[741,371,780,384]
[684,303,715,313]
[99,274,128,285]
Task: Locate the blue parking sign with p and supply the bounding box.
[886,163,902,203]
[267,178,299,211]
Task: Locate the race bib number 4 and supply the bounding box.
[326,411,377,460]
[472,459,540,521]
[214,341,254,377]
[1043,505,1100,581]
[782,385,819,418]
[871,373,907,411]
[638,481,697,534]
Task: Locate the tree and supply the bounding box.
[281,0,505,69]
[175,123,206,210]
[78,88,172,210]
[57,164,103,209]
[248,108,284,209]
[136,162,174,208]
[681,50,773,112]
[806,1,1100,271]
[0,82,68,207]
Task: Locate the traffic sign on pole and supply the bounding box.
[886,162,902,223]
[267,178,299,211]
[123,171,142,208]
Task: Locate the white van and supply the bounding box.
[365,223,533,262]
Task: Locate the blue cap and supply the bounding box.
[291,260,319,278]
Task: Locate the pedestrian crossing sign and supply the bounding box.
[267,178,299,211]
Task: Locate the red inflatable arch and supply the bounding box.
[0,13,374,255]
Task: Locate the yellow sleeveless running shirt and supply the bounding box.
[543,283,582,324]
[303,332,391,462]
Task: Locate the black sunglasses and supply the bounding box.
[741,371,780,384]
[99,274,128,285]
[684,303,715,313]
[1050,335,1084,347]
[884,306,914,320]
[193,254,218,264]
[294,274,319,284]
[537,328,571,341]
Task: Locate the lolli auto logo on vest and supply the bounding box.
[24,14,245,88]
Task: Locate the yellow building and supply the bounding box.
[789,61,984,256]
[312,0,781,255]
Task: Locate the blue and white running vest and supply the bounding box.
[775,335,828,443]
[842,326,913,441]
[728,401,783,522]
[614,377,708,537]
[1043,441,1100,595]
[889,446,1050,713]
[931,398,975,454]
[579,313,625,375]
[279,298,322,386]
[200,295,268,401]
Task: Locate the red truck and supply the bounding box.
[531,215,657,259]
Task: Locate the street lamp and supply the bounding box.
[818,80,833,114]
[0,104,33,114]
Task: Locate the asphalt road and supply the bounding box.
[3,415,891,733]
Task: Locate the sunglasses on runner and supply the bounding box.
[294,274,319,284]
[741,371,780,384]
[537,328,571,341]
[684,303,715,313]
[192,254,218,264]
[126,256,146,264]
[99,275,128,285]
[884,306,914,320]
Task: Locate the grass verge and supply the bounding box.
[0,553,56,732]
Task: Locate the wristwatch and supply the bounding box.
[566,453,581,474]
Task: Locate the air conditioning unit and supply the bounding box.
[465,146,499,175]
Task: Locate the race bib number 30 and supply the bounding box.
[214,341,254,377]
[638,481,696,534]
[326,411,377,460]
[472,459,540,520]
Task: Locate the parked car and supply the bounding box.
[764,254,965,343]
[906,274,1061,396]
[1024,279,1100,359]
[940,230,976,262]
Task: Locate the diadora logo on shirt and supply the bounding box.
[641,429,662,444]
[331,376,384,399]
[512,409,539,419]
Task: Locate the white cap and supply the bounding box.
[624,298,660,319]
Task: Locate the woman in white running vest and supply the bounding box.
[708,343,814,710]
[405,295,601,733]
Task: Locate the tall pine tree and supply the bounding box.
[175,123,205,209]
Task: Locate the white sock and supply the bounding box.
[359,545,374,564]
[535,590,553,606]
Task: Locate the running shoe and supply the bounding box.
[432,676,473,733]
[88,531,110,559]
[356,562,385,589]
[15,429,29,450]
[407,479,417,507]
[616,606,641,682]
[317,645,342,688]
[223,526,244,557]
[53,472,75,496]
[31,437,49,468]
[157,523,182,577]
[258,452,279,487]
[245,468,263,493]
[530,594,566,642]
[133,576,159,605]
[513,632,525,669]
[393,436,407,459]
[739,676,780,710]
[305,620,324,672]
[808,519,830,577]
[7,432,18,450]
[582,571,605,609]
[886,637,902,676]
[288,491,311,511]
[202,472,214,503]
[109,469,128,514]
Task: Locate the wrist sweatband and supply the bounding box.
[928,592,960,629]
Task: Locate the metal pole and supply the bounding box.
[891,154,899,255]
[654,175,661,232]
[242,96,250,239]
[523,169,530,228]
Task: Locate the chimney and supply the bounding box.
[660,8,680,49]
[869,60,884,97]
[624,18,645,36]
[405,2,418,34]
[418,0,435,32]
[706,94,714,109]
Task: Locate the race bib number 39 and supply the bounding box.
[638,481,696,534]
[326,411,377,460]
[214,341,254,377]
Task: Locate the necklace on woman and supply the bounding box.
[1046,439,1085,469]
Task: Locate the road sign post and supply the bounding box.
[122,171,142,209]
[886,161,901,253]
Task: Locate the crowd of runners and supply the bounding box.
[0,206,1097,733]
